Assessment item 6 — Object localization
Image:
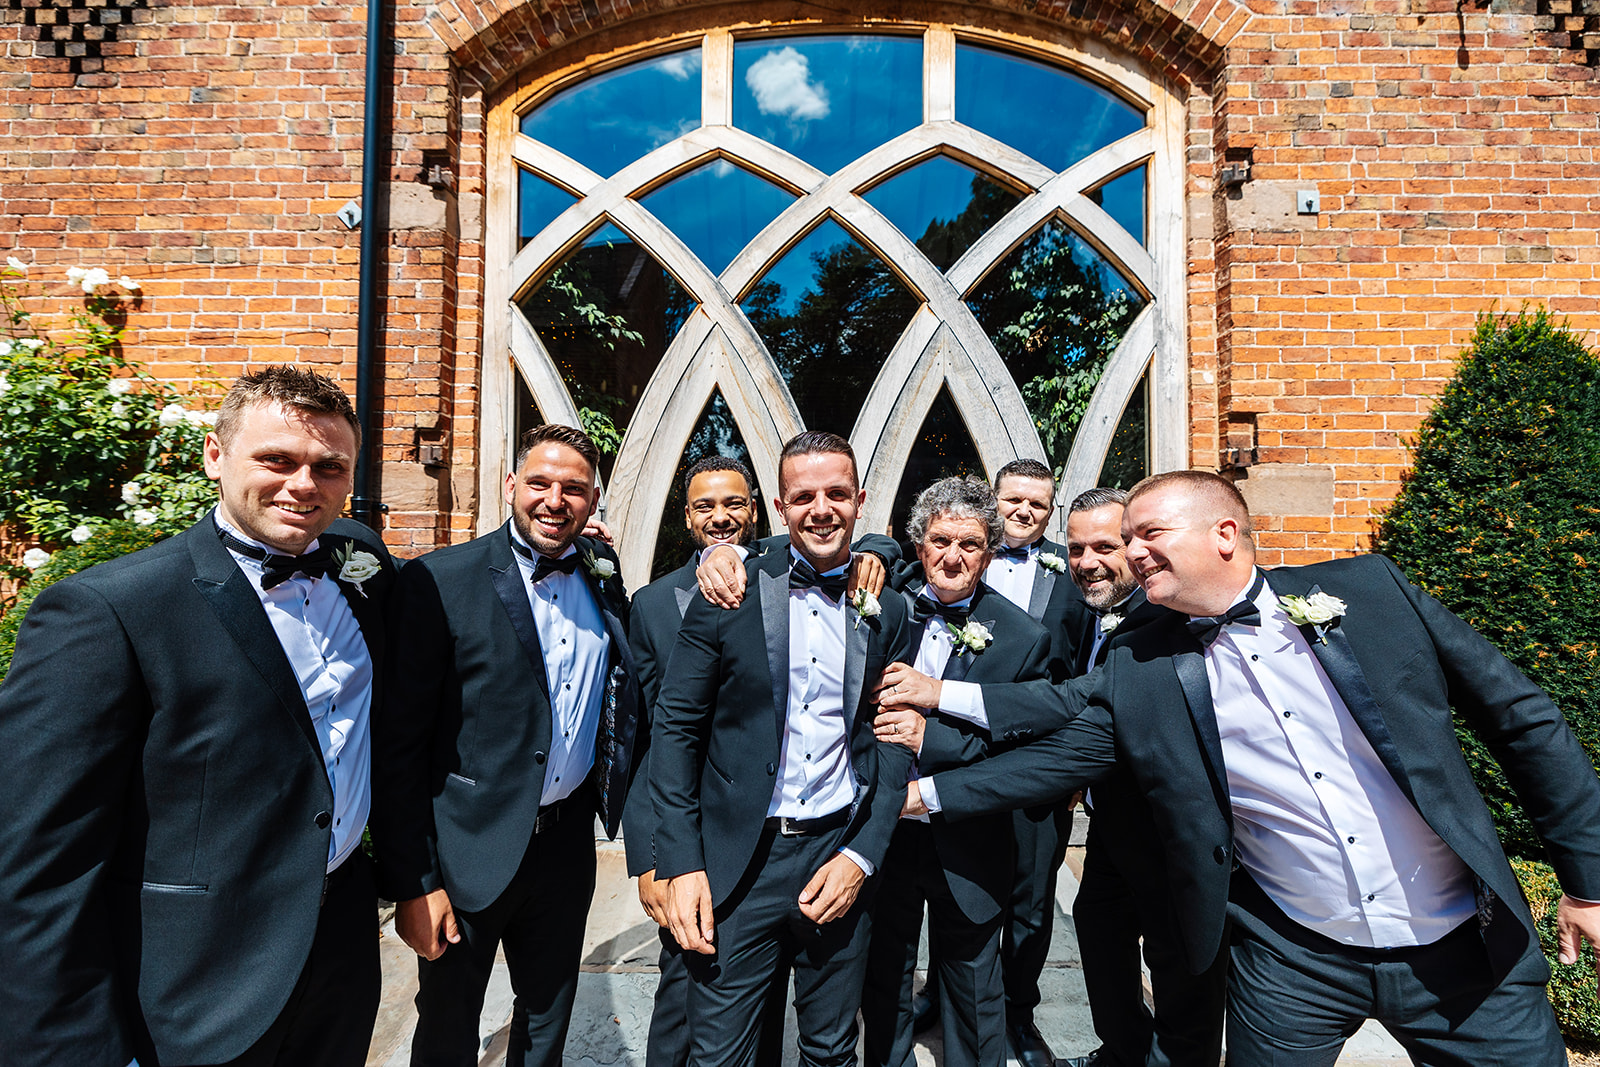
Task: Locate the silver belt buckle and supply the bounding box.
[776,816,801,836]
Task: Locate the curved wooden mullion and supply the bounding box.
[856,320,961,537]
[504,302,607,505]
[1054,304,1157,528]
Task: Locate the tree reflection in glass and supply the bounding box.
[1099,370,1148,489]
[888,387,986,537]
[733,36,922,174]
[649,388,771,580]
[967,219,1145,476]
[861,156,1023,273]
[518,222,693,482]
[740,219,919,437]
[639,160,796,276]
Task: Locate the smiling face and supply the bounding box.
[1121,484,1251,616]
[776,450,863,573]
[1067,504,1139,611]
[203,400,357,555]
[685,468,756,550]
[504,441,601,558]
[916,514,993,605]
[995,474,1055,548]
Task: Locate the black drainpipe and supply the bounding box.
[351,0,388,529]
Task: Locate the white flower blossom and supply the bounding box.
[17,338,42,351]
[183,409,217,427]
[0,375,9,396]
[335,544,383,596]
[950,619,994,654]
[121,482,143,505]
[1278,591,1348,644]
[1037,551,1067,573]
[79,267,112,294]
[0,341,11,358]
[109,401,127,417]
[851,588,881,627]
[158,403,188,427]
[23,548,51,570]
[66,267,87,286]
[6,256,25,273]
[118,275,140,292]
[1098,611,1123,634]
[132,509,158,526]
[70,524,92,543]
[106,378,133,395]
[584,551,616,581]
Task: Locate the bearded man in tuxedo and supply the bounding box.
[0,366,393,1067]
[889,469,1600,1065]
[373,423,640,1067]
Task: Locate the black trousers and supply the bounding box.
[862,821,1006,1067]
[409,801,597,1067]
[1226,873,1564,1067]
[1072,827,1152,1066]
[647,924,788,1067]
[683,823,873,1067]
[1003,800,1073,1022]
[208,855,380,1067]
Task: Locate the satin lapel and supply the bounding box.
[488,530,551,697]
[325,534,385,666]
[1308,613,1417,804]
[583,564,634,680]
[1172,647,1233,823]
[673,583,695,619]
[189,527,321,758]
[843,599,870,730]
[759,566,789,738]
[1027,564,1056,620]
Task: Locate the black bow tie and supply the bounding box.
[995,543,1034,563]
[220,529,333,590]
[913,596,971,628]
[510,538,581,582]
[1185,573,1266,646]
[790,558,848,601]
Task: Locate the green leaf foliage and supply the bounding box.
[0,522,166,681]
[1512,857,1600,1046]
[1373,310,1600,860]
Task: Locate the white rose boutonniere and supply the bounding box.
[851,587,881,629]
[584,551,617,581]
[949,619,994,655]
[1279,590,1346,643]
[1098,611,1123,635]
[1037,551,1067,573]
[334,543,383,597]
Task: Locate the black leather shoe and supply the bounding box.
[1007,1019,1056,1067]
[1061,1050,1112,1067]
[911,987,940,1034]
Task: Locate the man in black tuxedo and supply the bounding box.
[894,470,1600,1064]
[0,367,392,1067]
[373,423,641,1067]
[1057,487,1222,1067]
[650,430,915,1067]
[862,476,1051,1067]
[974,458,1089,1067]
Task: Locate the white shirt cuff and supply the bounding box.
[918,776,943,814]
[839,847,874,877]
[937,680,988,730]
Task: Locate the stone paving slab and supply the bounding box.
[369,836,1407,1066]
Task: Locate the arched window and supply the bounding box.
[482,25,1186,584]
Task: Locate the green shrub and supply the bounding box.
[1513,857,1600,1048]
[0,522,166,681]
[1374,309,1600,861]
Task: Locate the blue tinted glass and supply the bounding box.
[520,50,702,177]
[861,155,1023,272]
[640,161,796,276]
[1088,166,1146,247]
[966,219,1146,474]
[518,169,577,249]
[955,44,1143,170]
[741,218,919,434]
[733,36,922,174]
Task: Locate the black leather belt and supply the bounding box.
[764,806,850,837]
[534,791,579,835]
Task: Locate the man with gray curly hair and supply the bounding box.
[863,476,1051,1067]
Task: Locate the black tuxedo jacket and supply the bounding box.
[1072,589,1165,676]
[1026,537,1091,682]
[903,582,1051,922]
[0,515,393,1067]
[932,555,1600,979]
[650,548,916,905]
[373,522,640,913]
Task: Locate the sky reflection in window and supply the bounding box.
[861,155,1023,272]
[1088,165,1146,247]
[639,160,797,276]
[518,169,577,250]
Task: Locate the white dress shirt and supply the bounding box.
[1207,571,1476,948]
[903,590,977,822]
[217,514,372,873]
[984,541,1038,610]
[510,528,610,807]
[777,552,872,874]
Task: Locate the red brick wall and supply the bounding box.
[4,0,1596,562]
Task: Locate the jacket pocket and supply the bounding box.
[141,881,208,894]
[447,771,477,786]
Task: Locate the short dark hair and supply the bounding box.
[684,455,754,497]
[906,476,1004,552]
[216,366,361,450]
[778,430,857,495]
[514,424,601,476]
[994,458,1054,489]
[1127,470,1254,546]
[1069,487,1128,514]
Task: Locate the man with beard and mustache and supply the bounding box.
[1060,487,1222,1067]
[373,424,642,1067]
